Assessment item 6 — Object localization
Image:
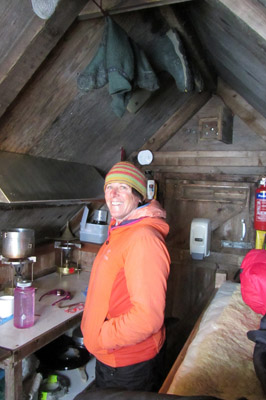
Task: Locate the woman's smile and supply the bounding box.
[105,182,140,222]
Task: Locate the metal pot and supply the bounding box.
[1,228,35,259]
[36,334,90,371]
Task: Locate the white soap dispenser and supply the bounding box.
[190,218,211,260]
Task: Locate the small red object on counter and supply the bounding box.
[58,302,85,313]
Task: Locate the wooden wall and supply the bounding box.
[1,1,266,363]
[0,241,98,292]
[0,9,206,175]
[138,94,266,349]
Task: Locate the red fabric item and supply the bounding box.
[240,249,266,315]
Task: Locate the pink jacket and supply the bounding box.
[240,249,266,315]
[81,200,170,367]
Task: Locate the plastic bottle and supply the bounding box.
[14,280,35,328]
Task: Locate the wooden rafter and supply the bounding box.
[138,91,211,152]
[208,0,266,40]
[0,0,90,119]
[79,0,194,19]
[217,79,266,142]
[141,150,266,176]
[151,150,266,166]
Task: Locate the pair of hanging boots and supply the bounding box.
[78,17,202,117]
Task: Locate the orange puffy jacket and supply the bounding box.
[81,200,170,367]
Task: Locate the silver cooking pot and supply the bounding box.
[1,228,35,259]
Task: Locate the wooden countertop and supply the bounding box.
[0,270,90,351]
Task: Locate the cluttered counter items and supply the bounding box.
[0,270,90,350]
[164,281,265,400]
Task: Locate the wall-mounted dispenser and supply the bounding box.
[190,218,211,260]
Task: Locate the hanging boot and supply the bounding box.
[78,17,159,118]
[144,28,193,93]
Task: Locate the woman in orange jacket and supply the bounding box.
[81,161,170,391]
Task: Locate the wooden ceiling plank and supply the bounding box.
[79,0,193,19]
[209,0,266,40]
[0,2,45,79]
[0,0,90,119]
[189,2,266,118]
[0,18,104,154]
[145,165,265,175]
[154,150,266,158]
[151,150,266,166]
[217,78,266,142]
[140,91,211,152]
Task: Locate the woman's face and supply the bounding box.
[105,182,140,222]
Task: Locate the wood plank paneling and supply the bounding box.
[157,94,266,153]
[150,166,266,176]
[0,11,200,174]
[213,0,266,40]
[164,178,253,250]
[150,150,266,166]
[0,0,90,119]
[0,0,44,77]
[79,0,193,19]
[217,79,266,142]
[0,18,104,153]
[139,92,211,152]
[188,1,266,118]
[142,150,266,175]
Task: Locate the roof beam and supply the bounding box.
[138,91,211,152]
[208,0,266,40]
[150,150,266,167]
[217,79,266,142]
[0,0,90,119]
[79,0,193,19]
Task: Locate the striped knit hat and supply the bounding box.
[104,162,147,199]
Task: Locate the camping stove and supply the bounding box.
[0,255,36,293]
[54,241,81,276]
[0,228,36,291]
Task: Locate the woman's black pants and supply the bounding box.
[95,346,165,392]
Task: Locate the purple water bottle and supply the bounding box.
[14,280,35,328]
